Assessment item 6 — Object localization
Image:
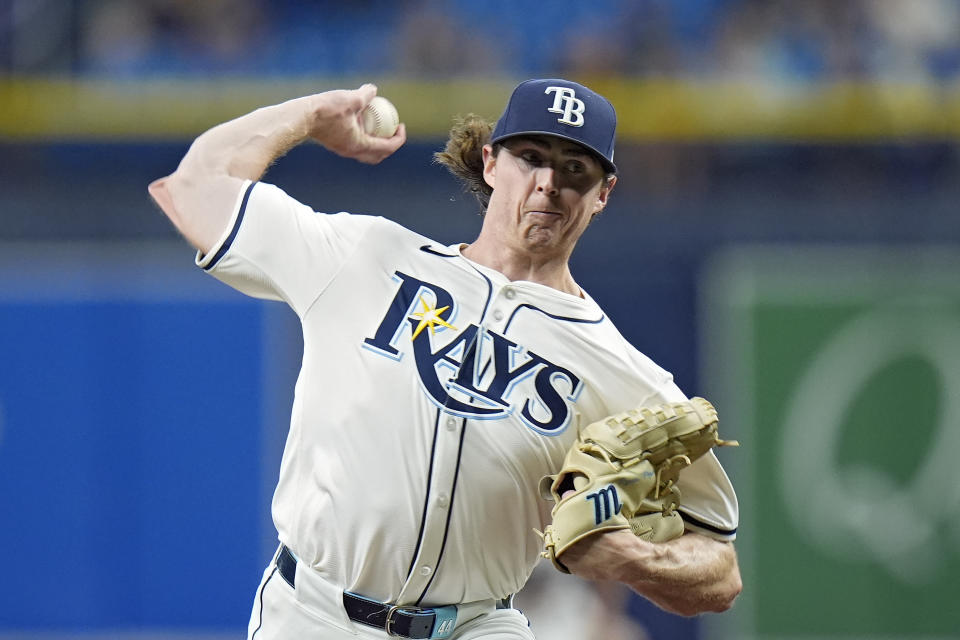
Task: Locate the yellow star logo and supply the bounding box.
[410,295,457,340]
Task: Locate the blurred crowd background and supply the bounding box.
[1,2,958,640]
[4,0,960,80]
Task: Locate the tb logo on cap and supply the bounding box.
[545,86,585,127]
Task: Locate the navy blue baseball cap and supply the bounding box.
[491,78,617,174]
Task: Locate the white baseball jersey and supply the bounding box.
[198,180,738,608]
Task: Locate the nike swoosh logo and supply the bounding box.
[419,244,458,257]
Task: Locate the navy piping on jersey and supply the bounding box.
[400,251,494,599]
[203,180,256,271]
[415,413,469,606]
[472,269,495,321]
[503,303,604,334]
[249,564,278,639]
[412,332,480,604]
[680,511,737,537]
[405,408,444,581]
[419,244,495,320]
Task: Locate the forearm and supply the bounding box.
[562,530,742,616]
[176,87,398,183]
[620,533,741,616]
[179,97,322,185]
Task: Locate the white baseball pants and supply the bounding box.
[247,548,536,640]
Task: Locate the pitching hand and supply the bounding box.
[306,84,406,164]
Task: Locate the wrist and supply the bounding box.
[300,92,354,144]
[265,96,317,148]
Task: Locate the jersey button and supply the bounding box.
[493,309,504,321]
[419,565,432,576]
[445,417,457,430]
[504,287,516,300]
[437,494,449,508]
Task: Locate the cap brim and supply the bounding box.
[490,130,617,175]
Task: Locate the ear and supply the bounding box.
[592,175,617,215]
[482,144,496,189]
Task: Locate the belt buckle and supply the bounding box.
[385,604,424,638]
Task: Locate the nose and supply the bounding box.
[535,167,559,196]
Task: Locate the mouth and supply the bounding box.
[525,210,563,217]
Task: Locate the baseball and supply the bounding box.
[361,96,400,138]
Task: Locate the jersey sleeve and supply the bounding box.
[676,450,739,541]
[195,180,376,316]
[644,379,740,541]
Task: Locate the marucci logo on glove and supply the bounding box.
[586,485,621,524]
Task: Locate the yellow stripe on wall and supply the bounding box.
[2,76,959,142]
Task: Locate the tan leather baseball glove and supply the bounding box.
[537,397,737,572]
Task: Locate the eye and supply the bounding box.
[519,150,543,165]
[565,160,586,174]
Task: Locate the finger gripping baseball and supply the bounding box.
[538,397,737,573]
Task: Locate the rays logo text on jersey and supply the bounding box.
[363,272,583,434]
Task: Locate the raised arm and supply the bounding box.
[561,530,742,617]
[148,84,406,254]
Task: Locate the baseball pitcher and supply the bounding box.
[149,79,741,639]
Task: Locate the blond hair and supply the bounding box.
[433,114,496,210]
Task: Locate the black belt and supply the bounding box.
[276,545,512,639]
